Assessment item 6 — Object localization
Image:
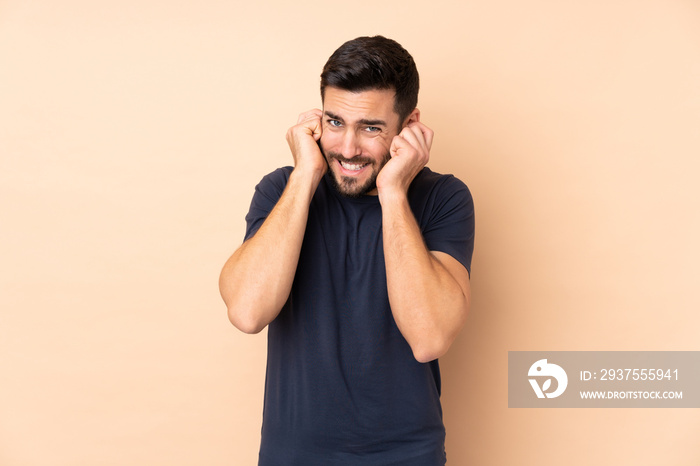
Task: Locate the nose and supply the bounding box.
[339,130,362,159]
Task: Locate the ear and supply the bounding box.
[402,108,421,128]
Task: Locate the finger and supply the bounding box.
[408,121,434,150]
[294,111,323,140]
[398,125,427,153]
[390,133,411,155]
[424,126,434,150]
[296,108,323,124]
[311,118,323,140]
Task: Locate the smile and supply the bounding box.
[338,160,369,172]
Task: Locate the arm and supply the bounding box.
[380,193,471,363]
[218,109,326,334]
[377,118,471,363]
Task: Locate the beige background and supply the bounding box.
[1,0,699,464]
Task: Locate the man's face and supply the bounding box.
[320,87,402,197]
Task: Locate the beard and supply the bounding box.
[321,148,391,198]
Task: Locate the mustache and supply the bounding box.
[323,150,375,166]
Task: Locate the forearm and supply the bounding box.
[219,170,320,333]
[381,192,469,362]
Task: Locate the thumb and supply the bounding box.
[390,133,410,156]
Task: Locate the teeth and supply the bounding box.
[339,161,367,171]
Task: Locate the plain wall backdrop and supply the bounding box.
[1,0,699,464]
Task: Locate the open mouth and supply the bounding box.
[338,160,369,173]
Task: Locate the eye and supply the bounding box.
[328,119,342,127]
[365,126,381,133]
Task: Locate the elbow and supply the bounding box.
[227,306,268,334]
[411,300,470,363]
[411,338,451,364]
[413,351,439,364]
[220,278,270,334]
[408,316,467,363]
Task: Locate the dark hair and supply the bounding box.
[320,36,419,125]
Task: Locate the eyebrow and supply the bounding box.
[324,111,387,127]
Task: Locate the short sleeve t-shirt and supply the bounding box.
[244,167,475,466]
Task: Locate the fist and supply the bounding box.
[286,109,327,178]
[376,121,433,196]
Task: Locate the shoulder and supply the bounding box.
[244,167,294,240]
[252,166,293,199]
[257,166,293,189]
[408,167,473,212]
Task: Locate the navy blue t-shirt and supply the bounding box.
[244,167,475,465]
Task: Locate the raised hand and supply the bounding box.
[376,121,433,198]
[286,109,327,182]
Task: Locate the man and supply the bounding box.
[219,36,475,465]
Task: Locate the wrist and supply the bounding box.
[377,186,409,207]
[289,166,325,198]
